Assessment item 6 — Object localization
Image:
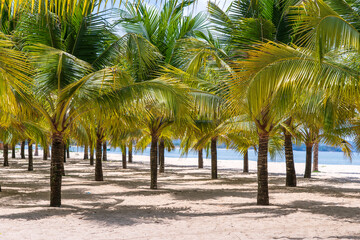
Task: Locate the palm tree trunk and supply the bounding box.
[122,145,127,169]
[198,149,203,168]
[103,142,107,161]
[34,143,39,156]
[257,133,269,205]
[3,144,9,167]
[11,145,15,158]
[50,132,64,207]
[66,146,70,159]
[28,140,33,171]
[90,146,94,166]
[211,137,217,179]
[159,138,165,173]
[150,134,158,189]
[243,150,249,173]
[43,145,48,160]
[47,146,50,158]
[95,138,103,181]
[284,133,296,187]
[304,144,313,178]
[128,142,133,163]
[313,141,319,172]
[63,144,66,163]
[84,145,89,159]
[21,141,25,159]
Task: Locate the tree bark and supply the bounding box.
[243,150,249,173]
[34,143,39,156]
[28,140,33,171]
[66,146,70,159]
[150,134,158,189]
[84,145,89,159]
[21,141,25,159]
[47,146,50,158]
[3,144,9,167]
[43,145,48,160]
[284,133,296,187]
[257,133,269,205]
[128,142,133,163]
[211,137,217,179]
[63,144,66,163]
[313,141,319,172]
[50,132,64,207]
[90,146,94,166]
[122,145,127,169]
[11,145,15,158]
[304,144,313,178]
[103,142,107,161]
[159,138,165,173]
[95,138,103,181]
[198,149,203,169]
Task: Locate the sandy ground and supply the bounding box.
[1,151,360,240]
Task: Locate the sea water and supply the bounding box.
[70,146,360,166]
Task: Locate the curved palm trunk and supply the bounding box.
[304,144,313,178]
[313,141,319,172]
[150,134,159,189]
[84,145,89,159]
[21,141,25,159]
[284,133,296,187]
[43,145,48,160]
[95,138,103,181]
[3,144,9,167]
[122,145,127,169]
[198,149,203,169]
[159,139,165,173]
[211,137,217,179]
[90,146,94,166]
[243,150,249,173]
[50,132,64,207]
[11,145,15,158]
[28,141,33,171]
[128,143,133,163]
[34,143,39,156]
[257,133,269,205]
[103,142,107,161]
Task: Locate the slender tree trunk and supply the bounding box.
[50,132,64,207]
[198,149,203,169]
[84,145,89,159]
[284,133,296,187]
[159,139,165,173]
[11,145,15,158]
[66,146,70,159]
[128,143,133,163]
[21,141,25,159]
[122,145,127,169]
[47,146,50,158]
[150,134,158,189]
[211,137,217,179]
[34,143,39,156]
[28,140,33,171]
[43,145,48,160]
[103,142,107,161]
[95,138,103,181]
[257,133,269,205]
[313,141,319,172]
[243,150,249,173]
[90,146,94,166]
[304,144,313,178]
[3,144,9,167]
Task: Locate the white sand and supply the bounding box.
[1,151,360,240]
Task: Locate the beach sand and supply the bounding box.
[0,152,360,240]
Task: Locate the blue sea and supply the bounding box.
[69,146,360,166]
